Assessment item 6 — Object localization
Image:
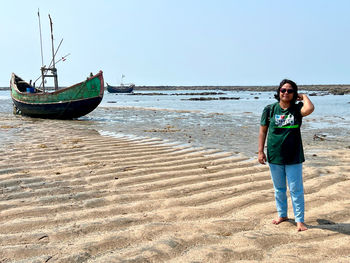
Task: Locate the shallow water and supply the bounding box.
[98,90,350,129]
[99,90,350,141]
[1,90,349,157]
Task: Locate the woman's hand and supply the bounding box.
[258,151,267,165]
[258,126,268,165]
[297,93,304,101]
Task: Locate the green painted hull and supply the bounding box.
[11,71,104,119]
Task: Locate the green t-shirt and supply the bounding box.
[260,102,305,164]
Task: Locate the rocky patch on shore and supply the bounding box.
[182,97,240,101]
[132,85,350,94]
[126,92,226,96]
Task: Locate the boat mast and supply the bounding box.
[38,13,59,92]
[37,9,46,92]
[49,14,59,91]
[121,74,125,86]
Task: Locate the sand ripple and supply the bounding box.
[0,121,349,262]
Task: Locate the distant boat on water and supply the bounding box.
[106,83,135,93]
[107,74,135,93]
[10,11,104,119]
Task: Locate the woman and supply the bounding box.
[258,79,314,232]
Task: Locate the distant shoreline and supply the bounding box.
[2,84,350,94]
[133,84,350,94]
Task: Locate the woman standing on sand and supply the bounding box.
[258,79,314,232]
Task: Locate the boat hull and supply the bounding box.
[12,96,103,119]
[11,71,104,119]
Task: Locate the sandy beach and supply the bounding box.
[0,113,349,263]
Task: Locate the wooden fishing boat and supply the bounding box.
[107,74,134,93]
[11,71,104,119]
[106,83,134,93]
[10,12,104,119]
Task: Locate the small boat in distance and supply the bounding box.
[10,12,104,119]
[107,74,135,93]
[106,83,135,93]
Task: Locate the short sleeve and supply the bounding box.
[260,105,270,126]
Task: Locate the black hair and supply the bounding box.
[274,79,298,104]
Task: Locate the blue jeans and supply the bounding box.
[269,163,305,222]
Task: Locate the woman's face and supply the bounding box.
[279,83,295,103]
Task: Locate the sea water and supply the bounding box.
[98,90,350,129]
[1,89,349,156]
[1,89,350,130]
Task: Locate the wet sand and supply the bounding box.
[0,116,349,262]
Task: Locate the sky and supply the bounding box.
[1,0,350,87]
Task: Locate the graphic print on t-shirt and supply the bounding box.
[275,114,294,127]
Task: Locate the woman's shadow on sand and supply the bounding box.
[287,219,350,234]
[307,219,350,235]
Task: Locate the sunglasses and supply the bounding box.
[280,88,294,94]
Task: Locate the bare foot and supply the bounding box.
[272,217,289,225]
[297,222,308,231]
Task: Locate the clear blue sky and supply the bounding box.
[1,0,350,87]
